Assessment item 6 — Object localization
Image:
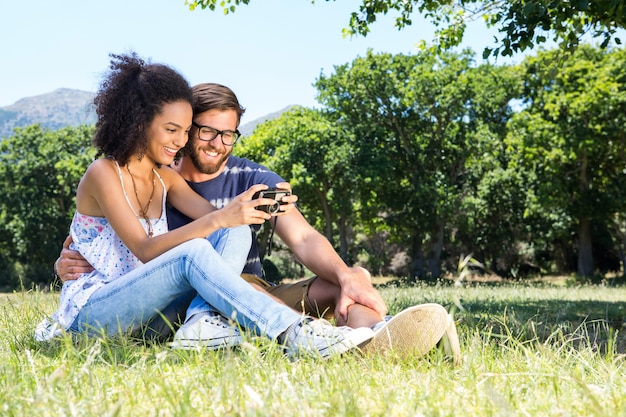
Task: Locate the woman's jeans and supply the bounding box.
[70,226,300,339]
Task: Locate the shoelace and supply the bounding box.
[203,315,230,329]
[305,320,343,340]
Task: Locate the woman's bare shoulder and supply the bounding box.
[156,164,185,186]
[83,158,117,178]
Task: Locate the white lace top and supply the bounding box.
[35,161,168,341]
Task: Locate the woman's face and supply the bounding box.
[145,100,193,165]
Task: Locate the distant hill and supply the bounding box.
[239,105,299,137]
[0,88,96,139]
[0,88,298,140]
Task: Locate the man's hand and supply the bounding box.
[273,182,298,215]
[56,236,93,282]
[335,266,388,321]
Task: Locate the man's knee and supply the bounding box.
[307,277,340,304]
[302,277,338,319]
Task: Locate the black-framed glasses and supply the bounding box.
[192,121,241,146]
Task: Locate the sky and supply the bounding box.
[2,0,527,122]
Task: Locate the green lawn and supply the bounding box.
[1,281,625,416]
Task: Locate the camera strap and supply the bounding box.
[266,216,277,257]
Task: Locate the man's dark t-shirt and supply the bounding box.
[167,156,284,278]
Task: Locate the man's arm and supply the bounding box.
[55,236,94,282]
[274,208,387,320]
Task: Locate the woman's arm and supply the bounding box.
[82,160,276,263]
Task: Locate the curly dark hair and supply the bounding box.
[92,52,192,165]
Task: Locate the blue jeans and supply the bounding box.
[131,227,249,339]
[70,226,300,339]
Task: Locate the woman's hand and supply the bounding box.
[208,184,273,228]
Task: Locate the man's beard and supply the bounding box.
[189,146,230,175]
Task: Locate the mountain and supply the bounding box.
[239,105,299,137]
[0,88,96,139]
[0,89,297,140]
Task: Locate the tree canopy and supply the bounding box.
[0,125,94,288]
[185,0,625,57]
[3,45,626,286]
[237,45,626,280]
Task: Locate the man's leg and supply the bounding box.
[271,276,457,360]
[267,276,383,328]
[305,277,383,328]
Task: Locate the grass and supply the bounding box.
[1,280,625,416]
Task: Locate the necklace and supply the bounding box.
[126,164,156,237]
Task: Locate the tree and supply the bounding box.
[185,0,625,57]
[315,49,519,279]
[0,125,95,287]
[237,107,359,261]
[506,45,626,277]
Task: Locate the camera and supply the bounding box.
[252,188,291,214]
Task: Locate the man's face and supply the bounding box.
[188,108,239,176]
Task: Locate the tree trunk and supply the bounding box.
[577,217,594,277]
[410,237,425,281]
[618,252,626,277]
[427,221,445,280]
[620,226,626,277]
[337,216,349,261]
[256,223,271,261]
[315,190,334,245]
[577,149,593,277]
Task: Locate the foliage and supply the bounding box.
[236,45,626,280]
[185,0,625,57]
[237,107,359,261]
[506,45,626,277]
[0,125,95,288]
[315,49,520,279]
[4,45,626,284]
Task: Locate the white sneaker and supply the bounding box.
[439,313,462,365]
[286,318,374,359]
[169,313,243,350]
[361,303,450,358]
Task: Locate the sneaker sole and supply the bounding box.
[361,303,449,358]
[168,336,243,350]
[167,330,243,350]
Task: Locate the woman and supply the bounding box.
[35,52,374,358]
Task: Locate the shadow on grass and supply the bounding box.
[380,279,626,354]
[459,298,625,352]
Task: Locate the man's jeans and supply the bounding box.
[70,226,300,339]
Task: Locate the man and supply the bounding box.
[57,83,459,360]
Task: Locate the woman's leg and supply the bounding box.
[209,225,250,273]
[140,225,251,340]
[185,225,251,321]
[71,238,300,338]
[135,289,196,341]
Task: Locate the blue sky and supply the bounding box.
[3,0,526,121]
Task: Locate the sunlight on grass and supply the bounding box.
[1,283,625,416]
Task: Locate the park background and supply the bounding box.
[2,43,626,288]
[2,1,626,288]
[1,1,626,415]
